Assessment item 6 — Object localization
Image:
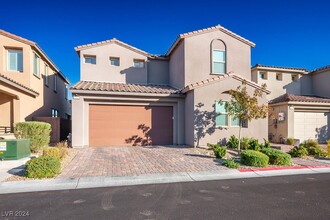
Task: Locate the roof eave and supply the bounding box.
[0,76,39,97]
[70,89,184,97]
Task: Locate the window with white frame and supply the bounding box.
[212,50,226,74]
[276,72,283,81]
[51,108,59,117]
[215,101,228,126]
[33,53,40,76]
[65,85,69,100]
[133,59,144,68]
[7,49,23,72]
[259,72,267,79]
[84,55,96,64]
[231,115,240,126]
[54,73,57,92]
[44,64,49,86]
[110,57,120,66]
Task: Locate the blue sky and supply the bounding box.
[1,0,329,85]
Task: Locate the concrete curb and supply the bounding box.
[1,167,330,194]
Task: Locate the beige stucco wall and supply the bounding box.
[0,33,71,128]
[186,77,268,147]
[71,93,185,147]
[268,103,292,143]
[311,69,330,98]
[184,30,252,86]
[169,41,185,89]
[79,43,149,84]
[147,59,169,85]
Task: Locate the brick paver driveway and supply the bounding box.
[58,146,228,178]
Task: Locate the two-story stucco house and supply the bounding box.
[71,25,270,147]
[0,30,71,135]
[252,64,330,144]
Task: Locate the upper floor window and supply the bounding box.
[54,73,57,92]
[259,72,267,80]
[110,57,120,66]
[51,108,59,117]
[212,50,226,74]
[292,74,298,82]
[34,53,40,76]
[276,73,283,81]
[133,59,144,68]
[44,64,49,86]
[84,55,96,64]
[7,49,23,72]
[65,85,69,100]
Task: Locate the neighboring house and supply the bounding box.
[252,64,330,144]
[71,25,270,147]
[0,30,71,135]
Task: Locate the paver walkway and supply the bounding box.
[58,146,228,178]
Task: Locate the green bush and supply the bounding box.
[248,139,260,151]
[25,156,61,178]
[43,147,61,160]
[261,148,291,166]
[222,159,240,168]
[286,137,295,146]
[288,146,308,158]
[54,141,69,159]
[260,139,270,150]
[299,140,326,157]
[240,137,251,150]
[14,122,51,153]
[240,150,269,167]
[211,144,227,159]
[228,135,239,149]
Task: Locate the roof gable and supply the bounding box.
[75,38,152,58]
[166,25,256,56]
[270,93,330,104]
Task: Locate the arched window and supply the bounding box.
[211,39,226,74]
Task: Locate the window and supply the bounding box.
[65,85,69,100]
[133,59,144,68]
[212,50,226,74]
[54,73,57,92]
[276,73,282,81]
[259,72,267,80]
[292,74,298,82]
[215,101,228,126]
[7,49,23,72]
[110,57,120,66]
[84,56,96,64]
[231,116,240,127]
[51,109,59,117]
[34,53,40,76]
[242,119,248,128]
[44,64,49,86]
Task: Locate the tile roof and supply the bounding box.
[70,81,180,94]
[309,65,330,74]
[75,38,152,58]
[270,93,330,104]
[181,72,270,94]
[0,29,70,84]
[0,73,39,96]
[252,64,307,72]
[166,24,256,56]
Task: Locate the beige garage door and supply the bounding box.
[294,112,328,143]
[89,105,173,147]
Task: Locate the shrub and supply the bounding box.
[228,135,239,149]
[240,137,251,150]
[222,159,240,168]
[14,122,51,153]
[25,156,61,178]
[43,147,61,160]
[55,141,69,159]
[261,148,291,166]
[288,146,308,158]
[240,150,269,167]
[301,140,326,157]
[260,139,270,150]
[287,137,295,146]
[211,144,227,159]
[248,138,260,151]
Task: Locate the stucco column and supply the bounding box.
[13,97,21,125]
[287,105,295,139]
[72,96,85,147]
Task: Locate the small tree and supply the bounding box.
[223,81,268,153]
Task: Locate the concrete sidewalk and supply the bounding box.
[1,166,330,195]
[0,157,31,182]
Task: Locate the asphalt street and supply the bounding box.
[0,173,329,220]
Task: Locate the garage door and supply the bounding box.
[294,112,329,143]
[89,105,173,147]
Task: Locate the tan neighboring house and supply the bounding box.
[252,64,330,144]
[0,30,71,136]
[71,25,270,148]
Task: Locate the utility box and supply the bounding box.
[0,139,30,160]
